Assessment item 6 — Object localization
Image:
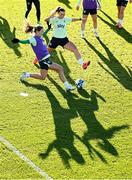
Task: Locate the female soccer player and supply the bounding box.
[12,24,75,91]
[37,7,90,70]
[76,0,99,38]
[25,0,41,23]
[116,0,132,28]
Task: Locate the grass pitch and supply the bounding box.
[0,0,132,179]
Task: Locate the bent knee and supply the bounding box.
[72,47,78,53]
[40,76,46,80]
[57,65,64,73]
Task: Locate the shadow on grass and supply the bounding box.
[98,10,132,44]
[0,16,22,57]
[57,0,72,9]
[22,80,85,168]
[22,80,129,167]
[83,38,132,91]
[47,77,129,160]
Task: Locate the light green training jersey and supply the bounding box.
[49,16,72,38]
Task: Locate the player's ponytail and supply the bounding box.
[25,25,34,33]
[24,22,43,33]
[24,22,34,33]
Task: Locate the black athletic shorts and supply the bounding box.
[116,0,128,7]
[48,37,69,49]
[83,9,97,15]
[39,58,52,70]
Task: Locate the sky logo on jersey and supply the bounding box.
[57,24,65,28]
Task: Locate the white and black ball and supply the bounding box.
[75,79,85,89]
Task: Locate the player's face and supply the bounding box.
[40,28,44,35]
[58,11,65,19]
[36,28,44,36]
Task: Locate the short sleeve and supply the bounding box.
[49,17,56,25]
[65,17,72,24]
[29,37,37,46]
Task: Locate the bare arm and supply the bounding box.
[72,18,82,22]
[76,0,81,10]
[45,7,60,22]
[44,11,56,22]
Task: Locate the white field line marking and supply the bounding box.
[0,136,52,180]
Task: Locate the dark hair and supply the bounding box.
[24,22,43,33]
[57,7,65,13]
[25,25,34,33]
[34,25,43,32]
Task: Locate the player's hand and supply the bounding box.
[76,5,80,10]
[82,17,86,21]
[12,38,20,43]
[56,6,61,12]
[46,21,52,30]
[50,7,61,15]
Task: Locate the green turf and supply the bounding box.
[0,0,132,179]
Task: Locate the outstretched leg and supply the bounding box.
[20,69,48,81]
[64,41,90,70]
[49,62,75,91]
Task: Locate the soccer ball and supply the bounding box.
[75,79,85,89]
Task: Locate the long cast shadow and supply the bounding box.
[0,16,22,57]
[98,10,132,44]
[84,38,132,91]
[22,81,85,168]
[21,78,129,165]
[22,80,129,165]
[57,0,72,9]
[47,76,129,162]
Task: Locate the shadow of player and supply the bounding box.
[57,0,72,9]
[98,10,132,44]
[0,16,22,57]
[47,76,129,163]
[22,80,85,168]
[84,38,132,91]
[21,79,129,166]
